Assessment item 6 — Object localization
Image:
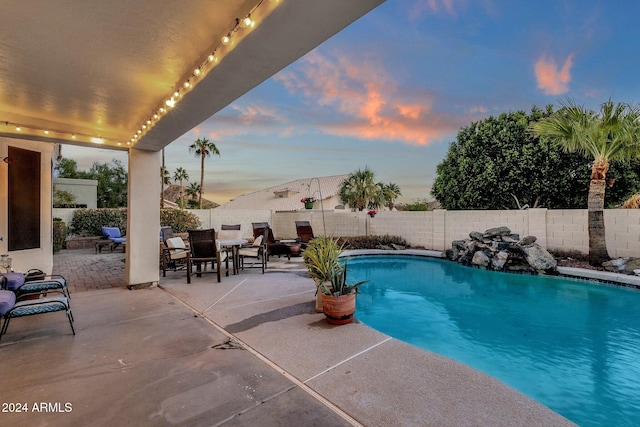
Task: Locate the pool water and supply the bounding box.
[349,255,640,427]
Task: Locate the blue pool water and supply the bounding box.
[349,255,640,427]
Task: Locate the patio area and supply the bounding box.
[0,249,575,426]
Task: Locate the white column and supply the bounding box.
[126,148,161,288]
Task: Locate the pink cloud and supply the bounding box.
[275,51,460,145]
[534,53,574,95]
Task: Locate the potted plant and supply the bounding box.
[301,196,316,209]
[367,209,377,218]
[319,263,366,325]
[302,236,343,312]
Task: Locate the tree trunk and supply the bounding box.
[587,179,609,266]
[199,154,205,209]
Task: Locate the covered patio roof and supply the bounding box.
[0,0,385,152]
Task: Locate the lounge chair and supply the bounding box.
[1,272,70,299]
[295,221,315,248]
[0,289,74,340]
[187,229,229,283]
[101,226,126,250]
[161,237,191,281]
[221,224,241,230]
[252,223,292,260]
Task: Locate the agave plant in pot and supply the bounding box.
[302,236,343,312]
[319,263,366,325]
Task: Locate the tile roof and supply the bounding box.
[218,174,349,211]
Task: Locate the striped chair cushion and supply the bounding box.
[9,297,70,318]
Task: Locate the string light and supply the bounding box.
[1,120,122,146]
[132,1,274,142]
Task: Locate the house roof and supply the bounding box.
[218,174,349,211]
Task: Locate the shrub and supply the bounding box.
[337,235,408,250]
[69,208,127,236]
[52,218,66,252]
[160,208,201,233]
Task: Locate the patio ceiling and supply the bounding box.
[0,0,384,152]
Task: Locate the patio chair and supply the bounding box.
[252,224,292,261]
[0,289,74,341]
[161,237,191,282]
[238,228,267,273]
[221,224,241,230]
[1,272,70,299]
[160,226,174,242]
[187,229,229,283]
[295,221,315,248]
[101,226,126,250]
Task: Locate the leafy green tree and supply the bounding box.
[54,158,90,179]
[173,167,189,209]
[55,158,128,208]
[53,188,76,207]
[339,168,383,211]
[530,99,640,266]
[432,106,640,213]
[89,160,128,208]
[189,138,220,209]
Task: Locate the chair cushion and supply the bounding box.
[0,290,16,316]
[169,250,188,260]
[166,237,186,250]
[218,230,242,240]
[102,227,122,239]
[2,272,25,291]
[238,247,259,257]
[253,235,263,247]
[9,296,69,318]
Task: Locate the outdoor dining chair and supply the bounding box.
[187,229,229,282]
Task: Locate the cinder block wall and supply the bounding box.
[56,207,640,258]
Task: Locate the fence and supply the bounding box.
[53,208,640,258]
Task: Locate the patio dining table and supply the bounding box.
[218,239,248,275]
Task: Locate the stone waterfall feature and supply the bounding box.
[444,226,558,274]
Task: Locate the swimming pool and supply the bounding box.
[348,255,640,427]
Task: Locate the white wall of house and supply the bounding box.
[53,177,98,208]
[0,137,54,273]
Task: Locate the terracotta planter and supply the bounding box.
[315,281,330,312]
[321,293,356,325]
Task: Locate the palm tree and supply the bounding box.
[188,138,220,209]
[339,168,382,211]
[530,99,640,266]
[186,182,200,200]
[380,182,402,210]
[173,167,189,209]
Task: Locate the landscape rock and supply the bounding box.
[517,236,537,246]
[520,245,557,272]
[471,251,490,267]
[444,226,557,275]
[603,257,640,275]
[469,231,484,241]
[483,226,511,238]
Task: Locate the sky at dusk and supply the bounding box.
[63,0,640,205]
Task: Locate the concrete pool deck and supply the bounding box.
[0,249,577,426]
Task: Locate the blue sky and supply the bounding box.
[65,0,640,204]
